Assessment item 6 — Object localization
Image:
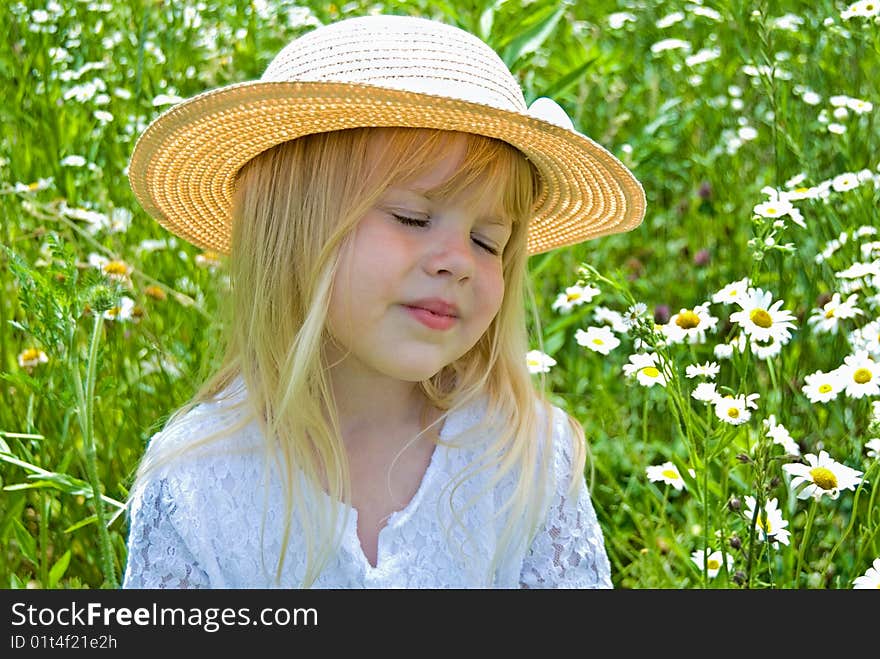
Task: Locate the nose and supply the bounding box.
[421,226,474,282]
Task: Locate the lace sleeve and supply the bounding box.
[122,475,211,589]
[519,411,613,589]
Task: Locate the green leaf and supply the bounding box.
[539,54,599,100]
[12,519,37,566]
[64,515,98,533]
[47,549,72,588]
[500,4,565,68]
[0,452,124,509]
[478,0,508,40]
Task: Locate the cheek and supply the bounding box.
[477,264,506,319]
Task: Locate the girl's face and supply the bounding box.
[326,132,511,383]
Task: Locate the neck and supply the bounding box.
[325,356,437,454]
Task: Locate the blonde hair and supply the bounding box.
[130,127,587,586]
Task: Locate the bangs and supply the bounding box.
[368,128,542,233]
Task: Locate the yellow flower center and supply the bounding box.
[818,383,832,393]
[106,306,121,318]
[765,206,777,215]
[824,308,835,318]
[794,187,809,194]
[676,310,701,329]
[642,366,660,378]
[144,285,167,300]
[809,466,838,491]
[592,338,604,345]
[756,513,773,534]
[28,181,41,190]
[103,261,128,276]
[853,368,872,384]
[750,308,773,328]
[21,348,40,361]
[661,469,678,480]
[566,292,581,302]
[727,407,739,418]
[707,558,721,570]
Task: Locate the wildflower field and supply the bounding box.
[1,0,878,590]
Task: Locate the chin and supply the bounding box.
[379,353,453,382]
[389,364,447,383]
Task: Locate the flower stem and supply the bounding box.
[73,313,118,588]
[793,499,817,588]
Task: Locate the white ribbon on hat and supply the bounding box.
[527,96,575,131]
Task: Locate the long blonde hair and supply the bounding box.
[130,127,587,586]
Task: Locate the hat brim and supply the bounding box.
[128,80,645,255]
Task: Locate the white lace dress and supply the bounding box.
[122,381,612,589]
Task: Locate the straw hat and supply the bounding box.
[128,13,645,256]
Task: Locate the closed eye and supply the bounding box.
[392,214,499,256]
[392,214,428,228]
[471,236,499,255]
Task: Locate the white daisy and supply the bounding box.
[551,284,600,313]
[691,549,733,578]
[782,185,820,201]
[650,38,691,53]
[832,172,861,192]
[763,414,800,455]
[686,361,720,379]
[575,325,621,355]
[852,558,880,589]
[593,306,629,333]
[837,260,880,280]
[714,342,735,360]
[849,318,880,358]
[663,304,719,344]
[782,450,864,501]
[846,98,873,114]
[713,393,760,425]
[861,242,880,259]
[729,288,797,344]
[750,335,785,360]
[711,277,752,305]
[836,350,880,399]
[692,382,721,403]
[842,0,880,20]
[854,225,879,238]
[743,496,791,546]
[102,296,136,322]
[526,350,556,374]
[807,293,864,334]
[865,438,880,460]
[646,461,686,491]
[802,369,845,403]
[195,250,222,270]
[87,252,133,286]
[622,352,668,387]
[17,348,48,370]
[753,197,795,219]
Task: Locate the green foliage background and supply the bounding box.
[1,0,878,588]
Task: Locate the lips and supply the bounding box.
[405,298,460,318]
[402,298,460,331]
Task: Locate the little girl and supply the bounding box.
[122,13,644,588]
